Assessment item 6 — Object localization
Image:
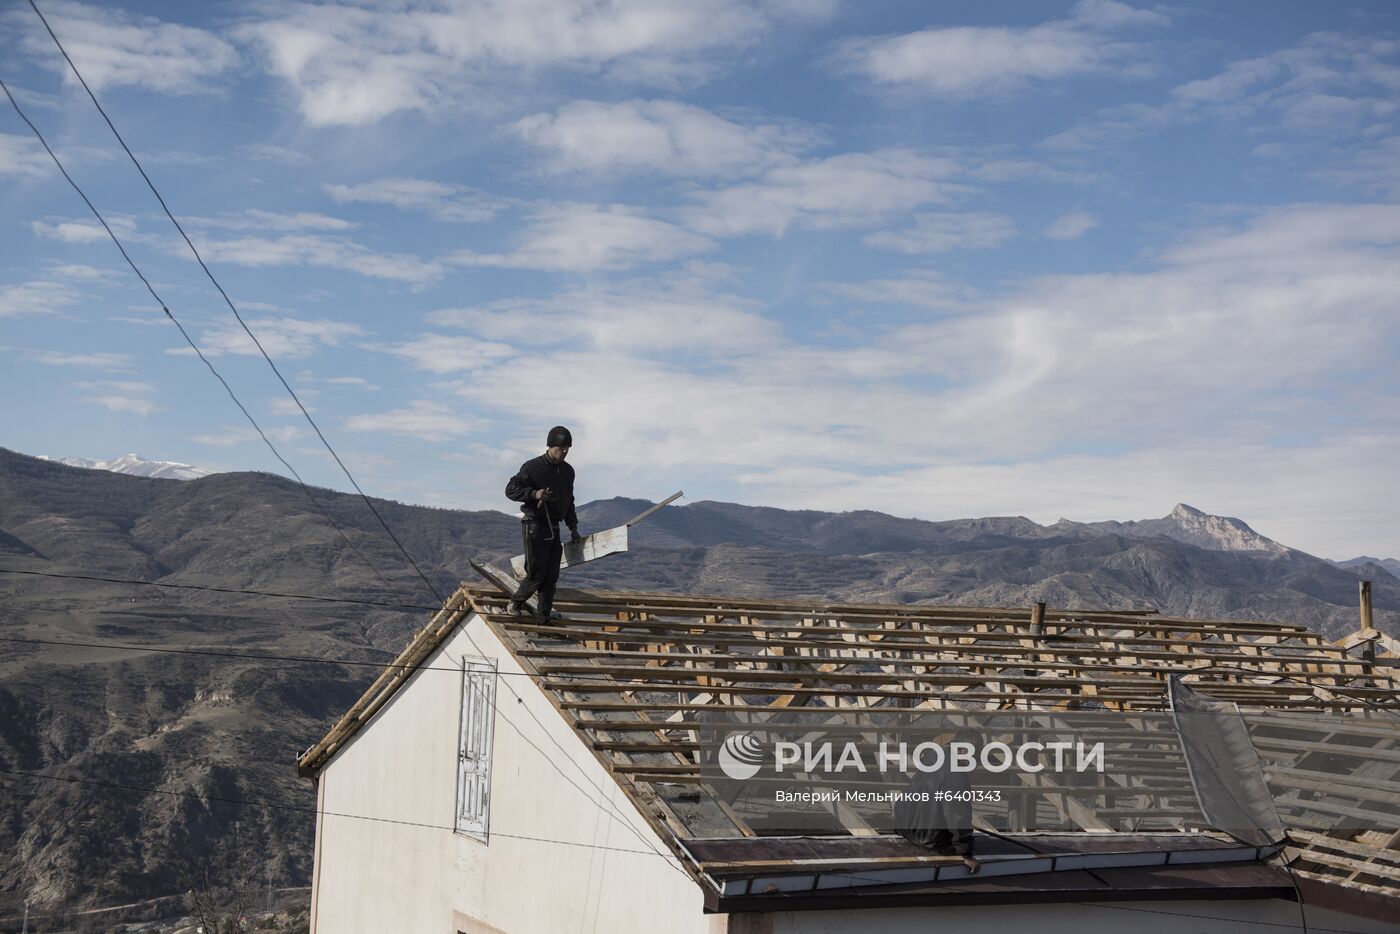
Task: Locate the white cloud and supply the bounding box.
[45,263,107,280]
[189,210,356,232]
[1173,35,1399,132]
[451,202,713,271]
[512,99,818,177]
[237,0,835,127]
[76,379,157,417]
[0,279,81,317]
[191,425,302,447]
[323,375,378,388]
[190,234,444,285]
[1316,136,1400,197]
[342,400,481,440]
[819,269,979,311]
[1046,32,1400,150]
[1043,210,1099,240]
[830,0,1166,98]
[684,149,962,237]
[30,350,133,371]
[435,202,1400,503]
[426,268,779,352]
[32,216,144,244]
[373,334,517,374]
[181,316,364,360]
[239,142,313,165]
[83,396,157,416]
[323,177,507,223]
[269,395,315,416]
[0,133,52,179]
[12,0,237,94]
[865,211,1015,253]
[964,158,1095,184]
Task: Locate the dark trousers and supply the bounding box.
[512,519,562,620]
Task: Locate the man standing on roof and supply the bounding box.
[505,426,580,624]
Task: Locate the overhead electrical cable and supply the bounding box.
[24,0,447,608]
[0,566,440,612]
[0,775,1379,934]
[0,78,410,606]
[0,634,531,678]
[0,70,680,871]
[16,1,677,868]
[0,768,679,861]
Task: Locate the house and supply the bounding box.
[297,574,1400,933]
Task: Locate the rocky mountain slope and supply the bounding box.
[1052,502,1290,555]
[0,445,1394,915]
[1334,555,1400,581]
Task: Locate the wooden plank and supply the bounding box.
[624,491,684,526]
[466,586,1315,634]
[504,621,1335,657]
[513,645,1361,679]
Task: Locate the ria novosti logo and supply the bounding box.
[715,731,1104,781]
[718,732,765,780]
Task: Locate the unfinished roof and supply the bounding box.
[298,581,1400,915]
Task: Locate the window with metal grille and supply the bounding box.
[455,656,497,840]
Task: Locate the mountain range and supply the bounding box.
[0,445,1395,916]
[44,451,1400,575]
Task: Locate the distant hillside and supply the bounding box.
[0,445,1395,914]
[1334,555,1400,581]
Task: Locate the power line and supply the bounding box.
[17,0,1400,908]
[0,762,1385,933]
[0,73,677,872]
[0,566,440,612]
[2,628,688,873]
[0,608,686,866]
[0,77,409,607]
[0,768,677,862]
[25,0,447,607]
[15,2,677,866]
[1,575,680,861]
[0,634,533,678]
[0,566,685,862]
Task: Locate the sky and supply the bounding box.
[1,0,1398,560]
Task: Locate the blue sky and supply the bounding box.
[2,0,1398,559]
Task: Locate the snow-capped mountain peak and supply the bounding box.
[42,453,214,481]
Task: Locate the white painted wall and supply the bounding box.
[308,612,711,934]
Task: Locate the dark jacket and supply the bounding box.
[505,454,577,531]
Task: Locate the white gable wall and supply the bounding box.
[309,611,713,934]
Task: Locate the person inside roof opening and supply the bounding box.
[505,426,581,625]
[893,726,983,874]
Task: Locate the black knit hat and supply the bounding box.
[547,425,573,448]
